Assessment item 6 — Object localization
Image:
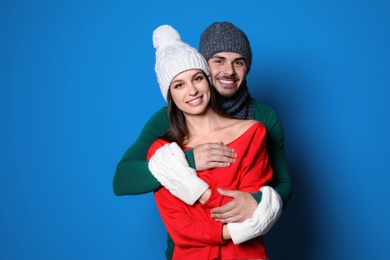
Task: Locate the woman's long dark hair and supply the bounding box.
[161,73,231,146]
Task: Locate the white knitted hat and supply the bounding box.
[153,25,210,102]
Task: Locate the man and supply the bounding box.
[113,22,293,259]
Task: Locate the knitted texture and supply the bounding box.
[227,186,283,245]
[216,81,254,119]
[148,142,209,205]
[199,22,252,71]
[153,25,210,102]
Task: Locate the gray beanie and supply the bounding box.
[199,22,252,72]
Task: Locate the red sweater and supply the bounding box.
[147,122,273,260]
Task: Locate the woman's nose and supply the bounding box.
[188,84,198,95]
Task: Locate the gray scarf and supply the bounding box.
[216,82,254,120]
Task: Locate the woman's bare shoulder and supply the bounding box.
[236,119,260,130]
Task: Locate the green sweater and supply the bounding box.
[113,99,293,259]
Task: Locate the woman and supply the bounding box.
[147,25,281,260]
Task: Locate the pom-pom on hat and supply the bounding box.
[153,25,210,102]
[199,22,252,72]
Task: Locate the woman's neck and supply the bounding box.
[183,108,242,147]
[185,109,223,135]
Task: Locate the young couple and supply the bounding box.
[114,22,293,260]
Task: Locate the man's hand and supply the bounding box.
[193,142,237,171]
[227,186,283,244]
[210,189,257,223]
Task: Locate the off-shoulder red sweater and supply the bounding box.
[147,122,273,260]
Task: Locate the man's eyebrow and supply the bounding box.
[210,55,226,59]
[210,55,246,61]
[233,57,246,61]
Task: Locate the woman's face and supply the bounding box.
[169,69,210,116]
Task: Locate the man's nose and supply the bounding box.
[223,63,235,75]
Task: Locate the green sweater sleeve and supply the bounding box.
[252,100,293,209]
[113,107,170,195]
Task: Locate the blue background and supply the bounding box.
[1,0,389,259]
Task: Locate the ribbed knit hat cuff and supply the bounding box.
[156,48,210,101]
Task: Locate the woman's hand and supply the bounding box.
[148,142,209,205]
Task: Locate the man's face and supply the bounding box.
[208,52,248,98]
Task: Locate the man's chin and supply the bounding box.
[214,85,237,97]
[219,90,236,98]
